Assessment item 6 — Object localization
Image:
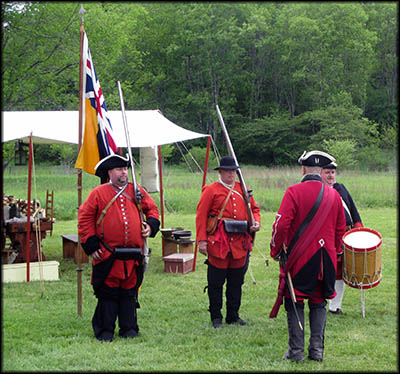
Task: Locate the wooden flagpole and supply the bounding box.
[76,4,86,317]
[26,133,33,282]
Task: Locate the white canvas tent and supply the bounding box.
[2,110,211,274]
[2,110,208,147]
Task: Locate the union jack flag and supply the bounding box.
[75,32,118,175]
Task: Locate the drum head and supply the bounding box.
[343,227,382,252]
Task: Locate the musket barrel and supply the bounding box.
[216,105,255,227]
[117,81,150,266]
[117,81,138,193]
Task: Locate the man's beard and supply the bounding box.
[117,176,128,185]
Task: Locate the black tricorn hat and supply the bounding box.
[214,156,239,170]
[298,150,335,167]
[322,162,337,169]
[94,154,130,184]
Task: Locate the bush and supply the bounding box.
[322,139,357,168]
[357,145,395,171]
[184,146,218,172]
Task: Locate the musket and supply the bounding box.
[281,244,303,331]
[117,81,151,271]
[215,105,256,231]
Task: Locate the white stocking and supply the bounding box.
[329,280,345,311]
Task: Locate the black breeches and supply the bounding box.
[92,285,139,340]
[206,255,248,321]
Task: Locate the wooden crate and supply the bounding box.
[178,240,194,254]
[162,237,178,256]
[2,260,60,282]
[163,253,194,274]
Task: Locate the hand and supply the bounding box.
[92,248,103,261]
[198,240,208,256]
[273,254,281,262]
[250,221,260,233]
[141,222,151,238]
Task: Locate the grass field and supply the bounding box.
[2,165,398,371]
[2,164,397,218]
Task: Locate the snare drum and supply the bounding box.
[342,227,382,289]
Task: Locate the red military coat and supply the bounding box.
[78,182,159,289]
[270,175,346,300]
[196,181,261,264]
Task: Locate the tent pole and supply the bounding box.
[158,145,164,229]
[26,133,33,282]
[192,135,211,271]
[158,145,165,256]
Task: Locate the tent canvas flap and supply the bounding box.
[2,110,208,147]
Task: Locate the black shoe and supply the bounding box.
[97,331,113,342]
[328,308,343,315]
[212,318,223,328]
[119,329,139,338]
[226,317,248,326]
[282,351,304,362]
[307,355,323,362]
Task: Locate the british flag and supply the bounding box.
[75,32,118,175]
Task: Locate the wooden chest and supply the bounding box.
[162,253,194,274]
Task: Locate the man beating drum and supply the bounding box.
[320,161,363,315]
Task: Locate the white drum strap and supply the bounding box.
[341,198,353,226]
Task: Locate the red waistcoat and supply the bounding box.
[78,182,159,288]
[196,181,261,261]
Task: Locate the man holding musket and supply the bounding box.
[269,150,346,361]
[78,154,160,342]
[196,156,261,328]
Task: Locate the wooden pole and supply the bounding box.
[158,145,165,256]
[26,133,33,282]
[158,145,164,229]
[192,135,211,271]
[76,4,86,317]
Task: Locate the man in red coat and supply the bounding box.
[269,150,346,361]
[78,154,160,342]
[196,156,261,328]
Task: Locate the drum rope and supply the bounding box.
[351,248,357,286]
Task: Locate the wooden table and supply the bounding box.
[4,220,52,263]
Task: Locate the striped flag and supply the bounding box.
[75,32,117,175]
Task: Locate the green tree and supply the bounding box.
[271,3,377,117]
[363,3,398,128]
[2,2,81,110]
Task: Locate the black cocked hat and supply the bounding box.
[298,150,335,167]
[214,156,239,170]
[94,154,130,184]
[322,162,337,169]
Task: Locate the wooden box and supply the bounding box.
[2,260,60,282]
[162,237,178,256]
[61,234,88,264]
[178,239,194,254]
[163,253,194,274]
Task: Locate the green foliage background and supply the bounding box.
[1,2,398,170]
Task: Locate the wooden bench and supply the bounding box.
[61,234,88,264]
